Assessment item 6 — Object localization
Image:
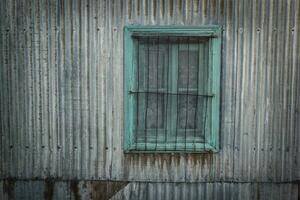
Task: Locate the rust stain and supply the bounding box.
[91,181,107,199]
[90,181,128,200]
[161,0,165,17]
[193,0,199,14]
[220,0,225,17]
[178,0,182,13]
[203,0,208,17]
[140,153,148,168]
[200,153,213,168]
[44,178,54,200]
[169,0,173,17]
[211,0,217,16]
[145,0,148,17]
[257,183,260,200]
[137,0,140,16]
[298,183,300,200]
[70,180,80,200]
[171,154,181,166]
[161,154,171,169]
[188,154,197,167]
[125,153,214,170]
[150,154,156,166]
[128,0,132,19]
[227,0,233,19]
[3,178,15,200]
[153,0,157,18]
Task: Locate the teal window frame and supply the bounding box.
[124,25,221,153]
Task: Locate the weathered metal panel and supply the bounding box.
[112,182,300,200]
[0,0,299,188]
[0,180,299,200]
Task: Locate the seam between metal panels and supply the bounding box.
[1,178,300,184]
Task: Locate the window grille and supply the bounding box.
[124,26,221,152]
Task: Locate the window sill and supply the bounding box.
[124,142,219,153]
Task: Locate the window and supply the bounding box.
[124,26,221,152]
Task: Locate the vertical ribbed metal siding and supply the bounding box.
[0,180,299,200]
[0,0,299,184]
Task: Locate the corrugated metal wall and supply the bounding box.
[0,0,300,198]
[0,180,299,200]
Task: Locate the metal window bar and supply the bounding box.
[193,38,200,151]
[204,39,210,151]
[175,37,180,150]
[144,37,150,151]
[129,90,214,97]
[164,36,170,151]
[135,40,139,150]
[133,36,212,151]
[184,37,190,151]
[155,36,159,150]
[203,96,208,151]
